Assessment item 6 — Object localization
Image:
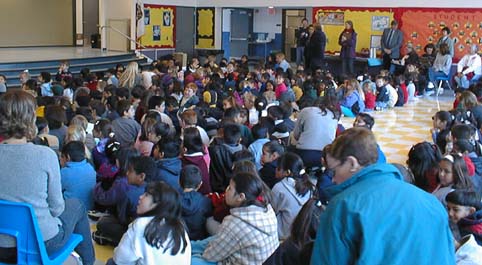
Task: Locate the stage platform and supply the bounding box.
[0,47,147,87]
[0,47,128,63]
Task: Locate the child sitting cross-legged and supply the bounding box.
[106,181,192,265]
[94,155,157,246]
[180,165,213,241]
[191,172,279,265]
[60,141,96,210]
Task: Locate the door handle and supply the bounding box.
[230,37,248,41]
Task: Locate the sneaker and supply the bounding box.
[425,90,435,96]
[437,88,444,95]
[92,231,115,246]
[88,210,110,221]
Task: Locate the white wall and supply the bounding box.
[99,0,133,50]
[253,7,282,39]
[197,0,482,8]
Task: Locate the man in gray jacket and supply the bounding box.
[381,20,403,70]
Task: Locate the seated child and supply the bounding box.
[375,75,389,110]
[60,141,96,210]
[248,124,270,170]
[264,198,324,265]
[259,140,285,189]
[191,172,279,264]
[94,155,156,245]
[92,119,115,170]
[152,137,182,192]
[446,190,482,245]
[182,127,211,194]
[107,182,191,264]
[271,152,313,240]
[35,117,60,152]
[93,147,137,211]
[112,99,141,148]
[180,165,213,240]
[209,123,246,192]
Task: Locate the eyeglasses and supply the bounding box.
[324,159,345,176]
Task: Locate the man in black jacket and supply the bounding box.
[295,18,309,66]
[308,22,326,72]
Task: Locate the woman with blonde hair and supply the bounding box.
[65,124,92,161]
[119,62,142,90]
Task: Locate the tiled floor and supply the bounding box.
[339,94,454,165]
[88,93,454,263]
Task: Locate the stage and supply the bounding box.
[0,46,129,63]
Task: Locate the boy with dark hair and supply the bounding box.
[446,190,482,245]
[249,124,270,170]
[209,123,246,192]
[180,165,213,240]
[375,75,389,111]
[152,137,182,192]
[112,99,141,148]
[39,71,53,96]
[94,155,157,245]
[165,96,181,133]
[223,107,253,146]
[60,141,96,210]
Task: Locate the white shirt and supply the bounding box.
[457,54,482,75]
[113,216,191,265]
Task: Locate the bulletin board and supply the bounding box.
[196,7,215,49]
[313,7,394,56]
[139,4,176,48]
[398,8,482,61]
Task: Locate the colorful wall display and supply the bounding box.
[398,8,482,60]
[313,7,482,60]
[196,7,215,49]
[139,4,176,48]
[313,7,394,56]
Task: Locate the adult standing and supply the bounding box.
[455,44,482,90]
[0,90,95,264]
[295,18,309,66]
[436,27,455,58]
[303,24,315,69]
[311,128,455,265]
[338,20,357,76]
[308,22,326,72]
[118,61,142,91]
[381,20,403,70]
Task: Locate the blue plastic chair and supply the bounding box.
[435,65,456,95]
[0,200,82,265]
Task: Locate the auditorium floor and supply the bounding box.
[88,93,454,263]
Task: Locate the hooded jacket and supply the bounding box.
[311,163,455,265]
[203,205,279,265]
[154,157,182,192]
[272,177,311,240]
[209,143,245,192]
[182,153,211,194]
[181,191,213,240]
[459,210,482,246]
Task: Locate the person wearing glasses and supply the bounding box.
[311,127,454,265]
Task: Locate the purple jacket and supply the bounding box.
[339,30,357,59]
[93,176,129,207]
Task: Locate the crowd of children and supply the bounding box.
[2,48,482,264]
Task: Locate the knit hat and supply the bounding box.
[51,85,64,96]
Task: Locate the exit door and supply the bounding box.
[230,9,253,59]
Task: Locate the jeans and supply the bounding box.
[341,57,354,76]
[191,237,217,265]
[454,74,482,89]
[428,67,448,84]
[45,199,95,265]
[296,46,305,66]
